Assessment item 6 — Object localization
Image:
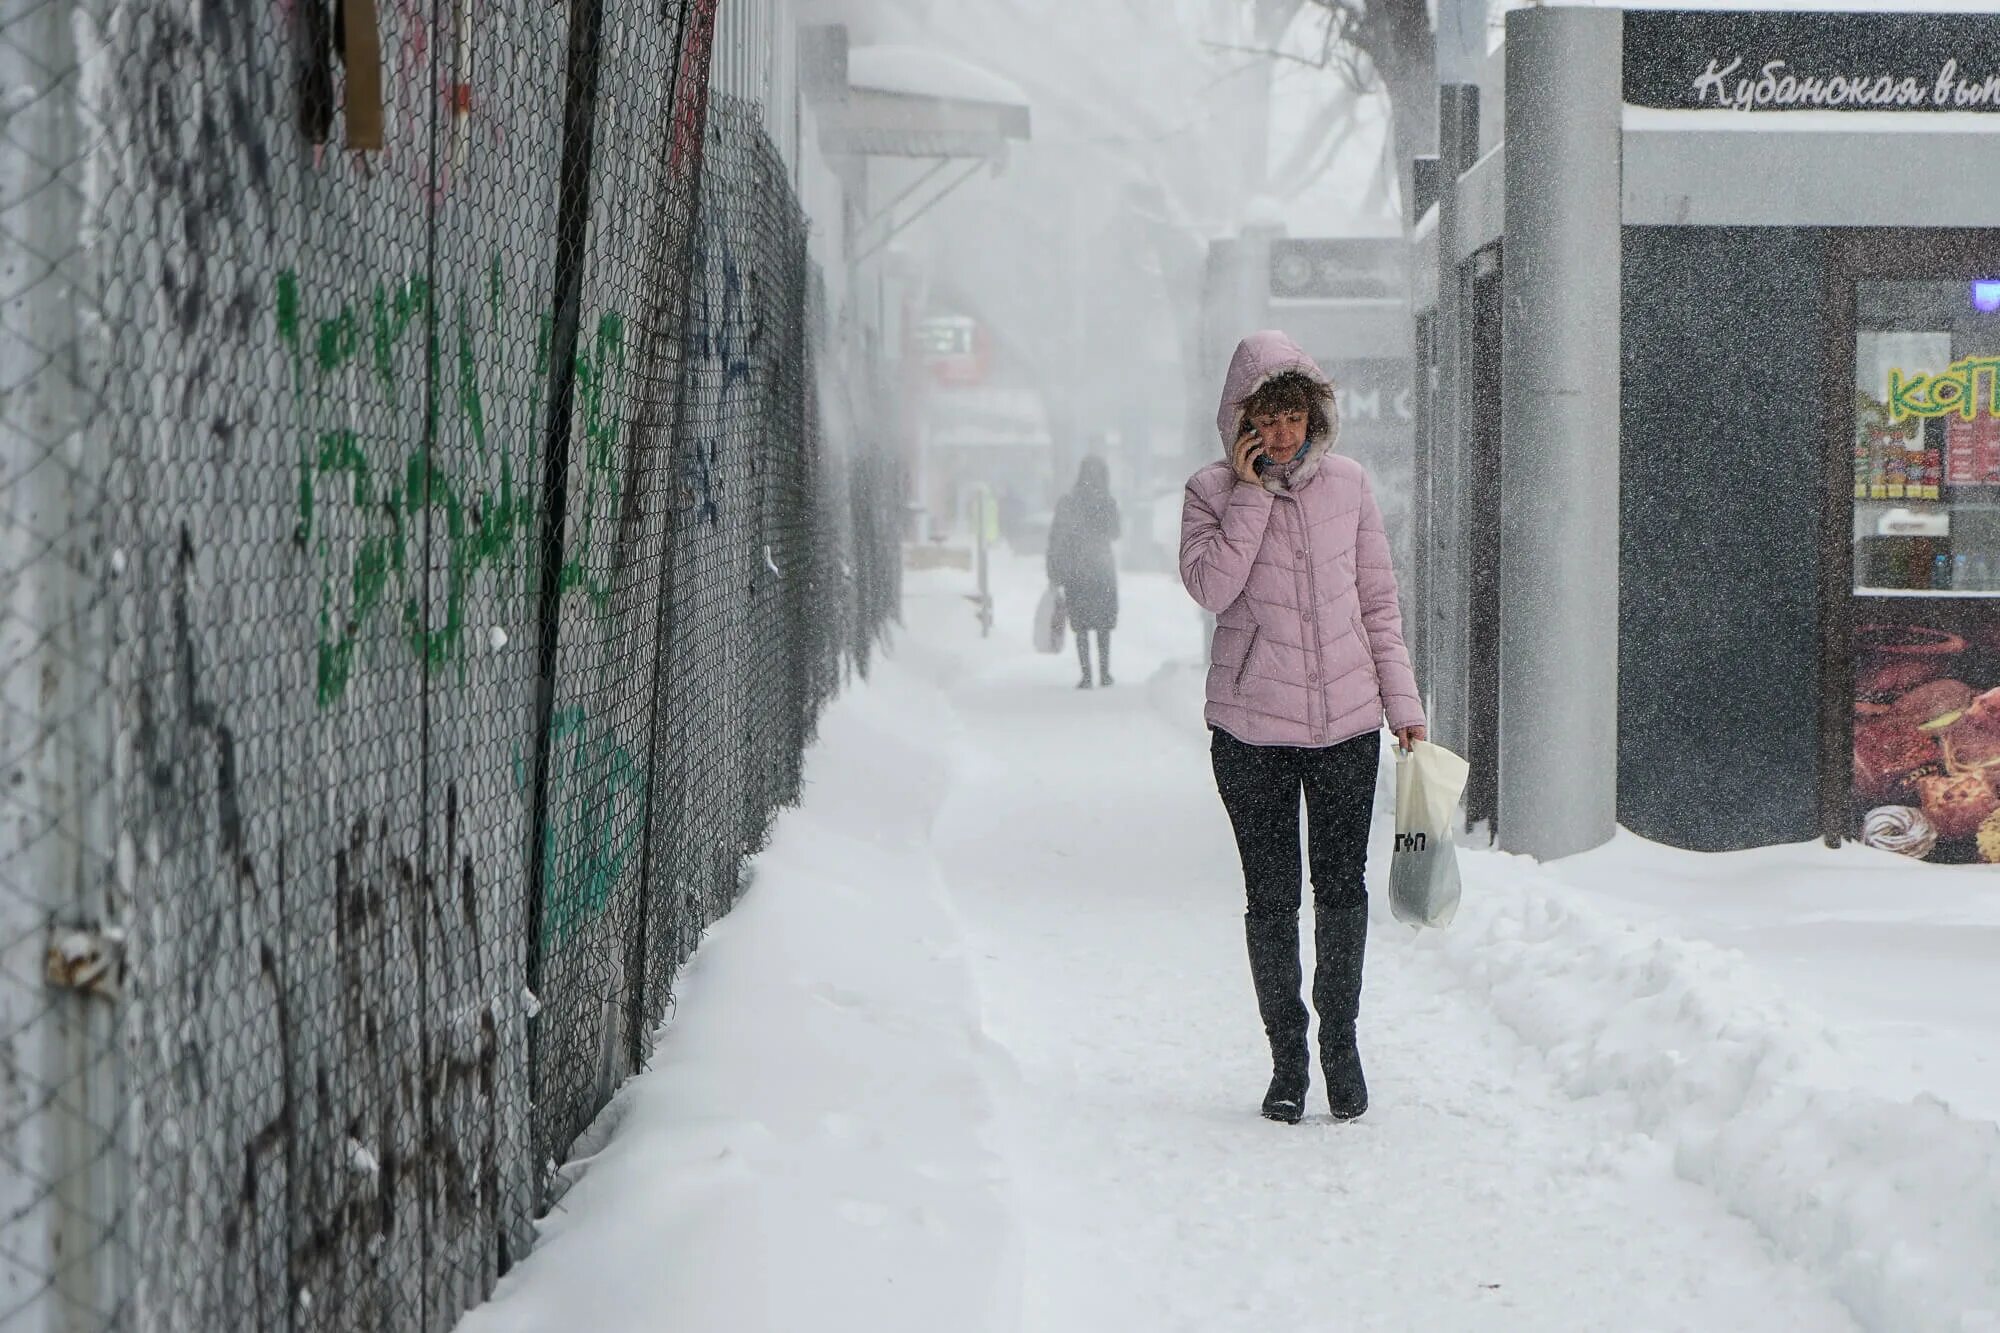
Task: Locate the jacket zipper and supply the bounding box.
[1297,510,1322,735]
[1233,625,1261,694]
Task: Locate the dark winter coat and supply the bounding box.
[1047,487,1121,632]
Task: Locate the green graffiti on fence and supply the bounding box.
[560,313,627,608]
[527,705,643,950]
[279,263,630,706]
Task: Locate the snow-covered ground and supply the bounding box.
[1542,834,2000,1131]
[457,551,2000,1333]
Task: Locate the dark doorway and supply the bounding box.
[1620,227,1826,851]
[1411,309,1436,694]
[1465,246,1504,838]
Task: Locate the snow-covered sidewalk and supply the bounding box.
[457,556,1999,1333]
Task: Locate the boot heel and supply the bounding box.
[1322,1033,1368,1120]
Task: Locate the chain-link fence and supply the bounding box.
[0,1,901,1328]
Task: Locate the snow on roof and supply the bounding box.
[847,45,1032,111]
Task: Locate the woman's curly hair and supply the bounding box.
[1237,369,1338,445]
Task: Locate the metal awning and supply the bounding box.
[802,29,1032,261]
[818,44,1031,160]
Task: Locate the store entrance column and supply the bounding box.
[1836,233,2000,866]
[1496,6,1620,859]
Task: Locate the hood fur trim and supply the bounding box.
[1225,370,1340,495]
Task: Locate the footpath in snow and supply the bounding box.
[458,554,2000,1333]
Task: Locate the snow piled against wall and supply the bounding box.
[1412,844,2000,1332]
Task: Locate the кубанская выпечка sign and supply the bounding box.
[1624,11,2000,113]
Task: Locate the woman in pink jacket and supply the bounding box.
[1180,330,1426,1125]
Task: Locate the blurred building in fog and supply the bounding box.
[915,311,1056,549]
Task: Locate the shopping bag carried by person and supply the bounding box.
[1390,739,1471,929]
[1033,584,1067,654]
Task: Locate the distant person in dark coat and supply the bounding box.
[1047,455,1121,688]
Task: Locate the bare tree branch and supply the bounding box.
[1198,38,1354,74]
[1269,79,1363,186]
[1254,0,1311,44]
[1241,0,1439,222]
[1208,2,1371,91]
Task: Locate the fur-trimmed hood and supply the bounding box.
[1216,330,1341,495]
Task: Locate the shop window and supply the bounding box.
[1850,278,2000,866]
[1853,280,2000,594]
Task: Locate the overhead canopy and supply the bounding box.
[848,46,1031,109]
[799,29,1034,262]
[813,40,1032,161]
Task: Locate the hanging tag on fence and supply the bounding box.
[335,0,386,152]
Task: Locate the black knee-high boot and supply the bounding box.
[1246,910,1310,1122]
[1313,901,1370,1119]
[1096,630,1112,686]
[1074,629,1093,688]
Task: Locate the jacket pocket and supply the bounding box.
[1232,624,1261,695]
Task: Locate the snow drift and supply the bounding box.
[1413,845,2000,1331]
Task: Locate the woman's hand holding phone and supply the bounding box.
[1231,427,1266,486]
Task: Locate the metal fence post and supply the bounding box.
[2,0,127,1326]
[520,0,609,1201]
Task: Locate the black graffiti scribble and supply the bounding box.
[137,6,271,340]
[683,438,720,525]
[169,523,254,890]
[146,516,507,1322]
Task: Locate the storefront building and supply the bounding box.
[1413,8,2000,865]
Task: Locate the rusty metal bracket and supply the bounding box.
[45,928,124,1000]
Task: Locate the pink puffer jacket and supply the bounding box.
[1180,331,1425,748]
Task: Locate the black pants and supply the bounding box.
[1211,728,1376,916]
[1076,628,1110,679]
[1211,727,1377,1061]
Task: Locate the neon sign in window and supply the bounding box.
[1887,356,2000,422]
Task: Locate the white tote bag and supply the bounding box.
[1032,584,1067,654]
[1389,740,1472,929]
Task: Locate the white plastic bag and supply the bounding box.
[1390,739,1471,929]
[1032,584,1067,654]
